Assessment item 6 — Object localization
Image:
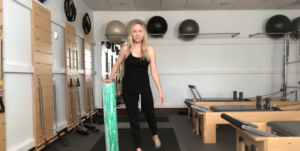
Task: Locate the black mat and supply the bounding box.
[90,128,180,151]
[268,121,300,136]
[118,116,170,122]
[210,105,273,112]
[84,116,170,125]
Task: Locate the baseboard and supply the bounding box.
[8,139,35,151]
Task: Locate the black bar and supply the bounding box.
[0,97,4,113]
[184,99,193,107]
[265,97,271,109]
[256,96,262,107]
[233,91,237,100]
[239,92,243,101]
[221,113,248,130]
[188,85,195,89]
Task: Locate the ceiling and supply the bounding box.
[84,0,300,11]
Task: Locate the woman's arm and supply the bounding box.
[149,46,164,105]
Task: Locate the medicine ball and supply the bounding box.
[291,17,300,40]
[265,15,291,39]
[179,19,199,41]
[147,16,168,37]
[127,19,146,34]
[105,20,126,45]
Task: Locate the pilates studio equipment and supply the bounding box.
[185,84,253,120]
[65,22,78,130]
[265,15,291,39]
[69,89,89,135]
[0,0,5,150]
[105,20,126,45]
[64,0,76,22]
[221,113,300,151]
[187,85,250,102]
[38,0,46,3]
[291,17,300,40]
[82,34,102,127]
[190,98,300,144]
[103,83,119,151]
[82,13,91,35]
[31,1,56,149]
[146,16,168,37]
[179,19,200,41]
[37,75,58,151]
[0,97,4,113]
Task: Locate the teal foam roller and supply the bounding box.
[103,83,119,151]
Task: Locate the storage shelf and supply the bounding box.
[179,32,240,38]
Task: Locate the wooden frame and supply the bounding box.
[0,0,5,150]
[233,124,300,151]
[65,22,78,130]
[189,99,295,122]
[84,34,93,116]
[31,1,54,149]
[192,101,300,144]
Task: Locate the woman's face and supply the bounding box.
[132,24,144,43]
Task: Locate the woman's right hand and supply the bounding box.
[101,79,113,85]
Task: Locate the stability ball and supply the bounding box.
[105,20,126,45]
[291,17,300,40]
[179,19,199,41]
[127,19,146,34]
[147,16,168,37]
[265,15,291,39]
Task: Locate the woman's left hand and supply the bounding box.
[159,92,164,105]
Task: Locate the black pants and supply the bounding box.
[122,88,157,148]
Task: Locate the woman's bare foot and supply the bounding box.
[153,135,161,146]
[136,148,142,151]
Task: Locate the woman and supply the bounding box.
[101,21,165,151]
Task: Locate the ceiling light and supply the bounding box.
[221,2,228,5]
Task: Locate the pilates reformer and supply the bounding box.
[37,75,58,151]
[190,96,300,144]
[187,85,251,102]
[185,85,255,120]
[221,113,300,151]
[185,85,295,120]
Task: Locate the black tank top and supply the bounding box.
[122,52,150,94]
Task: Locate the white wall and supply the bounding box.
[94,10,300,108]
[3,0,95,150]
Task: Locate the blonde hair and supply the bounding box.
[125,21,150,61]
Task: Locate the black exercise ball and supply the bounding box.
[265,15,291,39]
[291,17,300,40]
[179,19,199,41]
[147,16,168,37]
